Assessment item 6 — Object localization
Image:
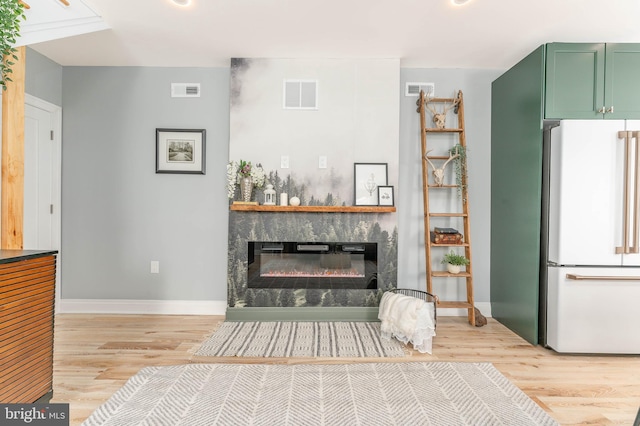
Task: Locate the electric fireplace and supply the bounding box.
[247,241,377,290]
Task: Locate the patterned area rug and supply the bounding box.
[81,362,558,426]
[193,321,407,358]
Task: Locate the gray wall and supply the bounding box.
[61,67,230,301]
[26,48,62,105]
[398,69,502,305]
[23,53,502,309]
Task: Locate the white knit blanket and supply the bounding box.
[378,292,436,354]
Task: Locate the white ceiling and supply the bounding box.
[25,0,640,69]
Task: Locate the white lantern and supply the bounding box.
[263,184,276,205]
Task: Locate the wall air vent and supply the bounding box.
[283,80,318,109]
[405,82,434,97]
[171,83,201,98]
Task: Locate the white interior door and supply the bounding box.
[24,102,54,249]
[23,95,62,307]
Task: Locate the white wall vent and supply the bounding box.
[283,80,318,109]
[171,83,201,98]
[405,82,434,97]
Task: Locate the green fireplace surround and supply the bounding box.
[226,307,381,321]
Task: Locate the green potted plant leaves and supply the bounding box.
[441,250,469,274]
[0,0,26,90]
[449,143,467,201]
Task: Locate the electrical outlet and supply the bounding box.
[150,261,160,274]
[319,156,327,169]
[281,155,290,169]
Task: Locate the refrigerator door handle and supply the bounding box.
[617,131,634,254]
[629,132,640,253]
[634,131,640,254]
[566,273,640,281]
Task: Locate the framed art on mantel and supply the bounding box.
[354,163,388,205]
[156,128,206,174]
[378,186,394,206]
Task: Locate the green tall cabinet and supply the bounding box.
[491,43,640,345]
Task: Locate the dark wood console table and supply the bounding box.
[0,250,58,403]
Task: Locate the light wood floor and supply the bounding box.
[51,314,640,426]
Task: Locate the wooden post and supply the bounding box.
[1,46,26,250]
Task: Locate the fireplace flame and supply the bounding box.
[262,268,365,278]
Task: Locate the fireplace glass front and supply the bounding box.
[247,241,377,290]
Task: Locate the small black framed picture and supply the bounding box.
[378,186,394,206]
[156,128,206,174]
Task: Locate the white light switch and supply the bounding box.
[150,261,160,274]
[281,156,290,169]
[319,156,327,169]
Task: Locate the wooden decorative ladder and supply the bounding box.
[417,89,475,326]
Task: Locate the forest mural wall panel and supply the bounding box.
[227,58,400,310]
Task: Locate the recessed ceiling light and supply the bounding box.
[172,0,191,6]
[451,0,471,5]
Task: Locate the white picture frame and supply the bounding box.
[354,163,388,206]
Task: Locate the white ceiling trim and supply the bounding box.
[16,0,109,47]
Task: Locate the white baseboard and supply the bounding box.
[437,301,492,318]
[56,300,491,318]
[57,299,227,315]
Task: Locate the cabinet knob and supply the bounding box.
[607,106,614,114]
[598,106,606,114]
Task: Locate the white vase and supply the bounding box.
[239,177,253,202]
[447,263,461,274]
[289,196,300,206]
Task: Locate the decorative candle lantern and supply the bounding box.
[263,184,276,205]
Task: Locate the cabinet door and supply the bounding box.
[604,44,640,119]
[545,43,605,119]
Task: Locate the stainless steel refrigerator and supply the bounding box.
[540,119,640,354]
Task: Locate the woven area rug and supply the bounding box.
[193,321,407,357]
[81,362,558,426]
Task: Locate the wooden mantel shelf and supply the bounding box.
[230,204,396,213]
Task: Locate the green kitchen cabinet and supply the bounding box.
[491,46,545,345]
[545,43,640,119]
[491,42,640,346]
[490,43,640,344]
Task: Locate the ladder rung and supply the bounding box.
[437,301,474,309]
[425,97,457,103]
[426,155,454,160]
[431,243,469,247]
[425,128,463,133]
[428,213,467,217]
[432,271,472,278]
[427,184,458,188]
